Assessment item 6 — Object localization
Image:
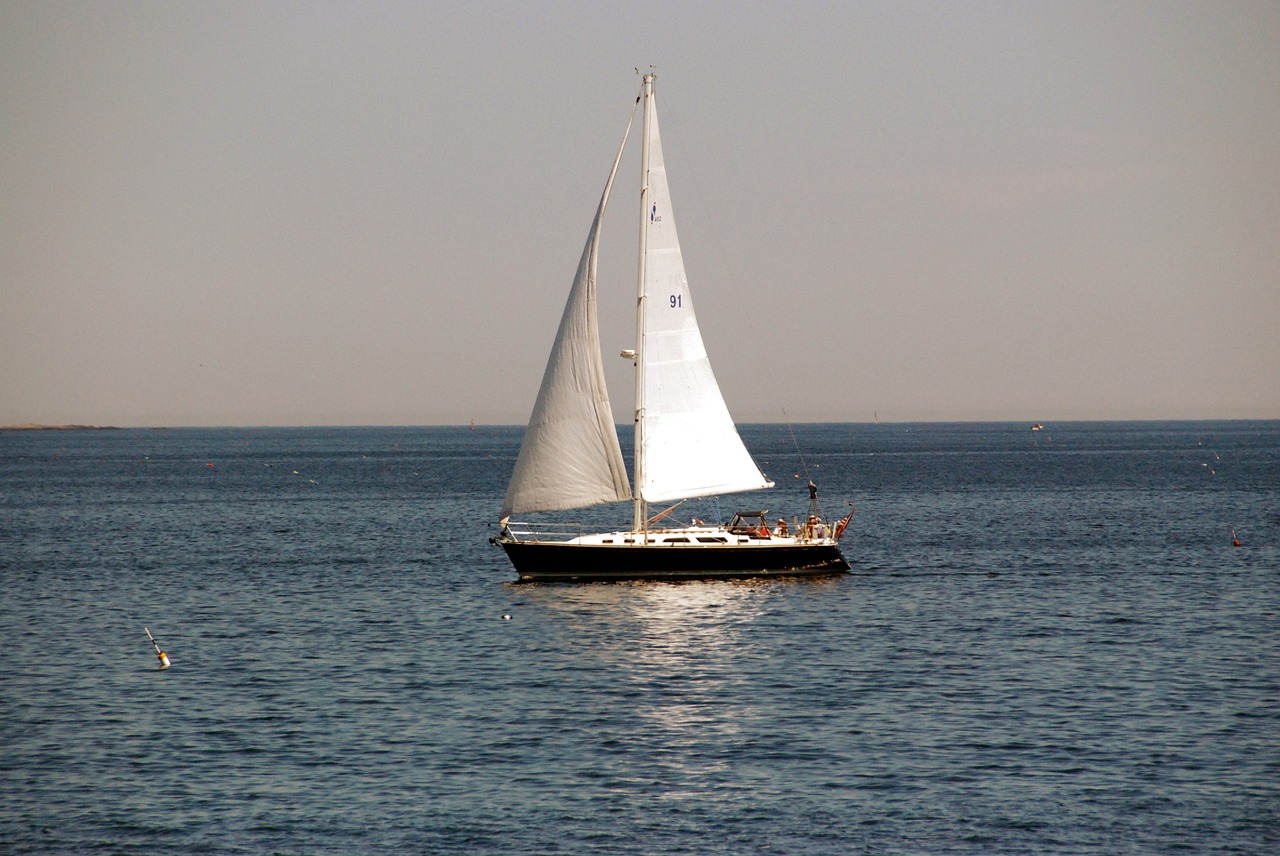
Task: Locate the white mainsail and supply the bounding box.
[499,115,635,521]
[635,84,774,504]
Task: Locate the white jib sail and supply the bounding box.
[500,115,635,521]
[637,93,774,504]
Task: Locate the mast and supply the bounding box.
[633,73,654,533]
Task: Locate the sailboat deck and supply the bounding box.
[570,527,816,547]
[503,522,822,545]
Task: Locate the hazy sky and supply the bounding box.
[3,1,1277,426]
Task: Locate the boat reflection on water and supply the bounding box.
[516,578,844,787]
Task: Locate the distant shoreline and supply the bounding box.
[0,424,121,431]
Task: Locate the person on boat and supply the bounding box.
[806,515,830,539]
[776,518,789,537]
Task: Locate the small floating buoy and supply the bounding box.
[145,627,171,670]
[1232,529,1241,548]
[501,613,512,621]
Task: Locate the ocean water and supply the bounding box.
[0,421,1277,855]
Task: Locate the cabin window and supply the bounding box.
[663,537,690,544]
[696,537,727,544]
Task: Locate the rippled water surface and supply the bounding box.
[1,422,1277,854]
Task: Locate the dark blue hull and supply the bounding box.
[498,540,850,582]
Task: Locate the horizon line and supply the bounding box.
[5,416,1278,432]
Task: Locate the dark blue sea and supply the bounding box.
[1,421,1277,855]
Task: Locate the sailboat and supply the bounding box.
[492,74,851,582]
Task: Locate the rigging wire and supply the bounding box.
[782,408,812,485]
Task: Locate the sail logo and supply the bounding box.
[651,203,662,223]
